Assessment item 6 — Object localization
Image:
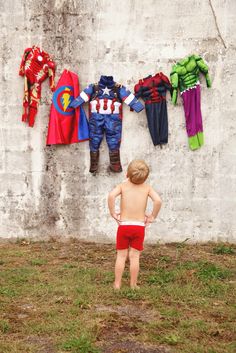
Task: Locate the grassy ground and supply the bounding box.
[0,240,235,353]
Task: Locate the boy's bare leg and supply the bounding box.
[114,249,128,289]
[129,247,141,289]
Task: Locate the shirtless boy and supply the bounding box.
[108,159,162,290]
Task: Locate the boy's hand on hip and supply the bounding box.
[111,213,121,224]
[145,214,155,227]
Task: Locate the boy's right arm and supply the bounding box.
[108,184,122,223]
[145,186,162,226]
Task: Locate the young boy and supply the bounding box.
[108,159,162,290]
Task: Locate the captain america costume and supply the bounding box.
[70,75,144,173]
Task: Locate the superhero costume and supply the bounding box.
[134,73,172,146]
[70,75,144,173]
[19,45,56,127]
[170,54,211,150]
[46,69,89,145]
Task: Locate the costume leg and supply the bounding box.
[145,103,160,146]
[105,114,122,172]
[89,151,99,173]
[29,83,41,127]
[159,100,168,144]
[195,85,204,147]
[182,88,201,150]
[89,113,105,173]
[22,76,29,123]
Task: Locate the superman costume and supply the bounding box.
[46,69,89,145]
[134,73,172,146]
[70,75,144,173]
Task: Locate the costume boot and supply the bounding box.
[89,151,99,174]
[109,149,122,173]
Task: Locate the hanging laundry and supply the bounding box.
[46,69,89,145]
[70,75,144,173]
[170,54,211,150]
[19,45,56,127]
[134,73,172,146]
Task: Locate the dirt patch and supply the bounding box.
[95,304,159,323]
[101,340,171,353]
[26,335,56,353]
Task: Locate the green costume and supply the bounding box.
[170,55,211,150]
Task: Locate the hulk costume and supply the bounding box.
[170,55,211,150]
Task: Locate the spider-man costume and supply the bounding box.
[19,46,56,127]
[70,75,144,173]
[134,73,172,146]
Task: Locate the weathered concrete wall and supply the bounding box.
[0,0,236,243]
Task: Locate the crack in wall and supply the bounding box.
[208,0,227,49]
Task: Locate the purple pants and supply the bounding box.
[181,84,203,137]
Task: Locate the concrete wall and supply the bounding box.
[0,0,236,243]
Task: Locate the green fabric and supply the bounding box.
[188,132,204,150]
[170,55,211,104]
[197,132,204,147]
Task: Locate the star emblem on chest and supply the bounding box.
[102,86,111,96]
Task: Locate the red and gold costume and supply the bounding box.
[19,46,56,127]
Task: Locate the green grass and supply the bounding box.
[0,320,10,333]
[0,240,235,353]
[61,335,100,353]
[29,258,48,266]
[213,244,235,255]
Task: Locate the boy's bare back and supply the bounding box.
[108,159,162,226]
[119,179,150,222]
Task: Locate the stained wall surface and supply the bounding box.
[1,0,236,243]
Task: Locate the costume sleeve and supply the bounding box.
[134,82,143,99]
[19,48,31,76]
[119,85,144,112]
[194,55,211,88]
[170,68,179,105]
[70,84,94,108]
[48,60,56,92]
[160,73,173,96]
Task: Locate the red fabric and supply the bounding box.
[134,72,171,104]
[47,69,83,145]
[104,98,108,110]
[116,225,145,251]
[19,46,56,127]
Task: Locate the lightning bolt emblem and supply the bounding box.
[61,87,71,111]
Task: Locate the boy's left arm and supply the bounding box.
[108,184,122,223]
[145,186,162,226]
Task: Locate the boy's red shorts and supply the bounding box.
[116,222,145,251]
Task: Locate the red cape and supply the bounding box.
[46,69,89,145]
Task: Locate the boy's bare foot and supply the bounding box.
[113,283,121,290]
[130,285,140,290]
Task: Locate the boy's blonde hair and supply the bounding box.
[127,159,149,184]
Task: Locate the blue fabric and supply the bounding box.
[70,76,144,112]
[78,106,89,140]
[89,113,122,151]
[129,99,144,112]
[99,75,115,88]
[70,95,84,108]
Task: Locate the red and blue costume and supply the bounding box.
[46,69,89,145]
[134,73,172,146]
[70,75,144,173]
